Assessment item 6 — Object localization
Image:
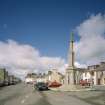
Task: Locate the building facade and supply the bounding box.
[80,62,105,85]
[46,69,64,84]
[64,32,105,87]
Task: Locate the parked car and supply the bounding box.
[79,79,90,86]
[8,75,15,85]
[35,82,48,91]
[48,81,62,88]
[4,71,9,86]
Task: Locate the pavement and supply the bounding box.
[0,83,105,105]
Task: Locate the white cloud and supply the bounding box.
[74,62,87,68]
[76,14,105,37]
[75,13,105,65]
[0,39,65,79]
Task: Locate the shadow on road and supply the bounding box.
[68,91,105,105]
[33,91,52,105]
[0,92,21,105]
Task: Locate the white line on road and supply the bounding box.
[21,94,30,104]
[21,99,25,104]
[25,95,29,98]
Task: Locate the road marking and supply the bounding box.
[25,95,29,98]
[21,94,30,104]
[21,99,25,104]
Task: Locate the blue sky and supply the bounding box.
[0,0,105,59]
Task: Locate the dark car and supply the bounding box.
[35,82,48,91]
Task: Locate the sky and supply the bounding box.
[0,0,105,78]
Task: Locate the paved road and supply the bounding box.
[0,83,93,105]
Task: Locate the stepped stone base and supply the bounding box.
[50,85,95,91]
[59,85,81,91]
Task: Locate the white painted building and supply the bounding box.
[80,63,105,85]
[25,77,35,83]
